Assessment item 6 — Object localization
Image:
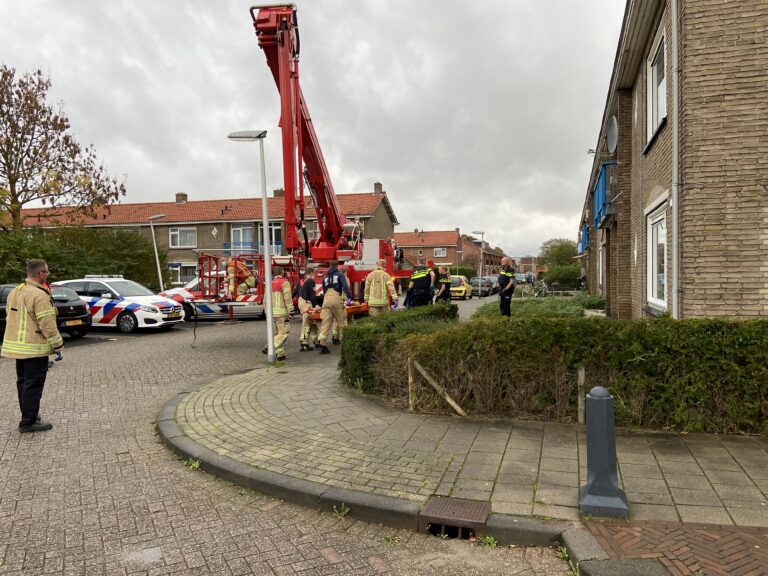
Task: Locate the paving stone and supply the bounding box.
[676,505,734,525]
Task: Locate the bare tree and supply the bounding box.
[0,66,125,232]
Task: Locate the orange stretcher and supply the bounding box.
[308,301,369,321]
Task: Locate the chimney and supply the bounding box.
[374,181,383,194]
[175,192,188,204]
[273,188,285,198]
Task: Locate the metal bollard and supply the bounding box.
[579,386,629,518]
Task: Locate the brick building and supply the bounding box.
[578,0,767,319]
[23,186,399,286]
[394,230,462,268]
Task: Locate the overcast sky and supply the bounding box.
[1,0,624,257]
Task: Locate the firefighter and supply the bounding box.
[226,257,255,297]
[317,261,353,354]
[298,268,319,351]
[434,266,452,303]
[364,259,398,316]
[262,266,292,360]
[498,256,516,317]
[1,259,63,433]
[407,258,435,307]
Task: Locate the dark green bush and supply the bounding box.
[472,298,586,319]
[339,303,458,393]
[572,293,606,310]
[371,317,768,435]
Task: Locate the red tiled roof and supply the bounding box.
[394,230,460,247]
[21,193,388,226]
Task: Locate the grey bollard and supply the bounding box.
[579,386,629,518]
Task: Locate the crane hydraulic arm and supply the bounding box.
[251,4,356,264]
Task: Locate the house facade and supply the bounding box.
[579,0,767,319]
[23,185,399,286]
[394,230,505,275]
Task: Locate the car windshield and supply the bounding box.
[51,286,79,301]
[106,280,155,297]
[183,278,199,290]
[451,278,461,286]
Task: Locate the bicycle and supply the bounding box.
[520,283,535,299]
[534,280,549,298]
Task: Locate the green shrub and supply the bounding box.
[372,317,768,435]
[339,303,459,393]
[471,298,585,319]
[572,293,606,310]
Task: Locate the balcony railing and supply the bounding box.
[223,242,283,256]
[593,161,617,229]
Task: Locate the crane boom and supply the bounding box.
[251,4,351,263]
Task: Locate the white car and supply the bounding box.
[56,276,184,333]
[162,276,265,320]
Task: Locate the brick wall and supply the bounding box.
[679,0,768,317]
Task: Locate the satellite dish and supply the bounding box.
[606,115,618,154]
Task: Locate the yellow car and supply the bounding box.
[450,275,473,300]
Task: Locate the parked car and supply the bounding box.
[450,276,473,300]
[162,276,264,320]
[484,275,500,294]
[0,283,91,342]
[514,273,528,285]
[470,277,494,297]
[56,276,184,334]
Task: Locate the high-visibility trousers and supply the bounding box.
[272,315,290,356]
[368,305,389,317]
[298,297,318,345]
[318,290,346,345]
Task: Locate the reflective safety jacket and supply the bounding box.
[322,268,352,299]
[498,266,515,292]
[436,273,452,300]
[1,281,64,359]
[271,276,293,317]
[410,266,432,292]
[364,268,397,306]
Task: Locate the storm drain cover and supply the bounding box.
[418,497,490,539]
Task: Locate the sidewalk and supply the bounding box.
[159,340,768,575]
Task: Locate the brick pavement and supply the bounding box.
[0,317,570,576]
[173,345,768,526]
[586,520,768,576]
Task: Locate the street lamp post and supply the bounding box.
[148,214,166,292]
[227,130,276,364]
[472,230,484,298]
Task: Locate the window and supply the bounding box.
[257,222,283,254]
[169,227,197,249]
[86,282,111,298]
[646,206,667,308]
[434,247,447,258]
[647,21,667,140]
[231,225,254,255]
[418,249,423,256]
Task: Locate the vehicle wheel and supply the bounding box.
[117,312,138,334]
[461,294,466,300]
[469,293,473,299]
[67,328,88,339]
[182,303,195,321]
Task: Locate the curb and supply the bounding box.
[157,388,669,575]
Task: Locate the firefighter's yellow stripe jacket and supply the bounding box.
[1,281,64,359]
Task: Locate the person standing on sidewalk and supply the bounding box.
[317,261,352,354]
[264,266,292,361]
[1,259,63,433]
[297,269,319,351]
[498,257,516,317]
[364,259,398,316]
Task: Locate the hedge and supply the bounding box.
[339,303,458,393]
[472,293,605,319]
[367,317,768,435]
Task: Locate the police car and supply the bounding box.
[55,276,184,333]
[161,274,264,321]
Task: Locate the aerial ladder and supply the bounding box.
[249,3,408,314]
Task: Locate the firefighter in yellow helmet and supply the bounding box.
[364,259,398,316]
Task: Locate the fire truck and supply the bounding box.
[187,4,409,317]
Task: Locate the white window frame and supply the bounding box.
[434,247,447,258]
[598,230,606,295]
[646,18,667,141]
[169,227,197,249]
[646,205,668,309]
[231,225,253,245]
[418,249,423,256]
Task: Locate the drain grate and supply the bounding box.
[418,497,490,539]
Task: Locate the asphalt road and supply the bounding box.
[0,299,567,576]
